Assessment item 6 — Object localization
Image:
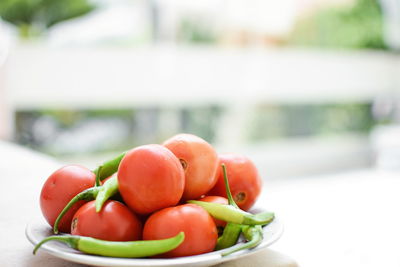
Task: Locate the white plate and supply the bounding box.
[25,210,283,267]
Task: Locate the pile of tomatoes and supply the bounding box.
[39,133,263,257]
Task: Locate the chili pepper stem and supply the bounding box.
[94,167,102,187]
[221,235,260,256]
[214,164,243,251]
[221,164,239,209]
[33,236,79,255]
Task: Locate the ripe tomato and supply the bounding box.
[199,196,228,228]
[208,154,262,211]
[40,165,95,233]
[143,204,218,257]
[163,134,219,200]
[71,200,142,241]
[118,144,185,214]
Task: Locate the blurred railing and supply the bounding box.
[3,44,400,177]
[6,45,399,109]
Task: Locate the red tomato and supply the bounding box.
[71,200,142,241]
[208,154,262,211]
[40,165,95,233]
[118,144,185,214]
[163,134,219,200]
[199,196,228,228]
[143,204,218,257]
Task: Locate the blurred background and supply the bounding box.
[1,0,400,179]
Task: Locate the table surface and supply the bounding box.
[1,140,399,267]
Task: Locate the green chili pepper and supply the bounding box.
[54,153,125,233]
[216,222,242,250]
[33,232,185,258]
[53,186,100,234]
[195,164,274,254]
[221,225,263,256]
[216,164,243,250]
[93,152,126,186]
[53,176,119,234]
[95,175,119,212]
[253,211,275,224]
[189,164,275,226]
[187,200,273,225]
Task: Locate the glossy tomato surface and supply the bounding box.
[71,200,142,241]
[143,204,218,257]
[163,134,219,200]
[208,154,262,211]
[199,196,228,228]
[118,144,185,214]
[40,165,95,233]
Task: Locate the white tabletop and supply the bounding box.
[0,141,297,267]
[260,168,400,267]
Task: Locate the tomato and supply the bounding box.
[208,154,262,211]
[163,134,219,200]
[118,144,185,214]
[199,196,228,228]
[40,165,95,233]
[143,204,218,257]
[71,200,142,241]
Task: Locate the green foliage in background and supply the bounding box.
[0,0,95,38]
[249,103,374,142]
[289,0,386,49]
[180,106,222,142]
[15,107,222,155]
[178,17,217,44]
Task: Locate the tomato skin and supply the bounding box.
[208,154,262,211]
[71,200,142,241]
[199,196,228,227]
[118,144,185,214]
[163,134,219,200]
[143,204,218,257]
[40,165,95,233]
